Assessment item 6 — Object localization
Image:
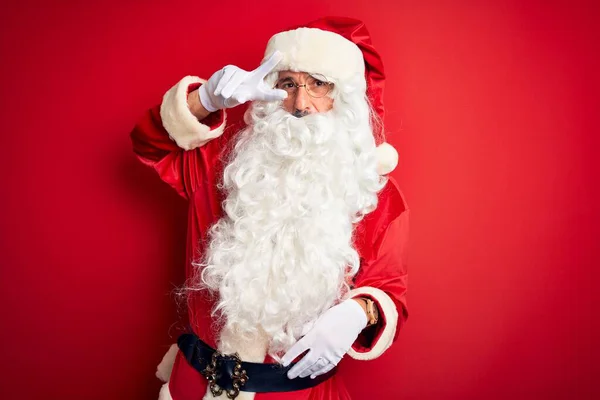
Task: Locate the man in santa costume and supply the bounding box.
[131,16,409,400]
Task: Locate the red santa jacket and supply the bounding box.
[131,77,409,400]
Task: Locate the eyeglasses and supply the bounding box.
[274,74,334,98]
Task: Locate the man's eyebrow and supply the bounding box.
[277,76,295,82]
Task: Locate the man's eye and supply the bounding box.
[314,80,325,86]
[277,81,295,89]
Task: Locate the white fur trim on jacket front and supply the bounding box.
[344,286,398,360]
[156,344,179,383]
[158,382,173,400]
[263,28,365,85]
[160,76,226,150]
[153,331,268,400]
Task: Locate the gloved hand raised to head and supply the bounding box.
[199,51,289,112]
[281,298,368,380]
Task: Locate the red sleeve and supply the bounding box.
[345,178,410,359]
[129,83,226,200]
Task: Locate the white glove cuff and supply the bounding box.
[345,299,368,331]
[198,84,219,113]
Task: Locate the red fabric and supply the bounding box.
[290,17,386,145]
[352,199,410,347]
[130,96,408,399]
[349,294,387,354]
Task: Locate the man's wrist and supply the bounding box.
[352,297,379,327]
[347,298,368,330]
[187,88,213,120]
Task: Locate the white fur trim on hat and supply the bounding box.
[344,286,398,360]
[376,142,399,175]
[160,76,226,150]
[263,28,365,84]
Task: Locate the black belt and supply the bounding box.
[177,333,336,398]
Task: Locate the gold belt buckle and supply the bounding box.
[201,351,249,399]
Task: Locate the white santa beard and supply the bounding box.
[197,96,383,358]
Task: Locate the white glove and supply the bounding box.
[281,299,368,379]
[198,51,288,112]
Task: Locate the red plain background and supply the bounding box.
[0,1,597,399]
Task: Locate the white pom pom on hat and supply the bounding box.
[375,143,399,175]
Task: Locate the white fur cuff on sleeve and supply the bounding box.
[160,76,226,150]
[344,286,398,360]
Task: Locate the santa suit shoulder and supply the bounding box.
[130,77,238,200]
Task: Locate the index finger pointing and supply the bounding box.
[254,50,284,78]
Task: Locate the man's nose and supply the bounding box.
[293,87,312,114]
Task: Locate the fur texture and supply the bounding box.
[263,28,365,85]
[158,383,173,400]
[156,72,397,400]
[194,78,385,361]
[344,286,399,360]
[375,142,399,175]
[160,76,226,150]
[156,344,179,383]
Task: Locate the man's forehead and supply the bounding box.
[277,71,312,80]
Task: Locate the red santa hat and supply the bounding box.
[261,16,398,175]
